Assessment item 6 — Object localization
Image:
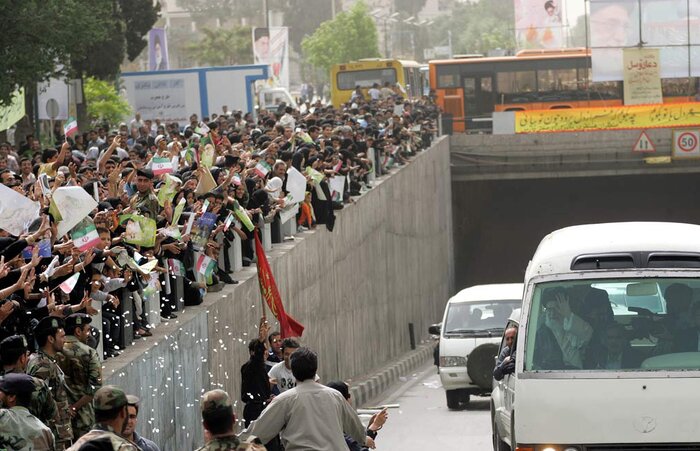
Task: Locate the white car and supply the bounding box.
[429,284,523,409]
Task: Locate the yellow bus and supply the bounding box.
[330,59,424,107]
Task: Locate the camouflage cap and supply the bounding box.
[34,316,64,336]
[0,373,35,395]
[93,385,128,411]
[0,335,28,353]
[64,313,91,333]
[200,389,231,413]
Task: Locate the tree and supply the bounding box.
[301,0,380,74]
[186,26,254,67]
[0,0,112,106]
[428,0,515,56]
[84,77,131,127]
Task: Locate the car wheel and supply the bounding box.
[446,389,462,410]
[462,389,471,406]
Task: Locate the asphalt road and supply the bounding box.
[368,361,492,450]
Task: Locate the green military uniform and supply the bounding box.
[66,385,138,451]
[130,191,160,220]
[195,389,264,451]
[0,367,57,433]
[0,373,56,451]
[28,350,75,448]
[57,314,102,440]
[0,335,58,433]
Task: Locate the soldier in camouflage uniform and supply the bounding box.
[57,313,102,440]
[196,389,265,451]
[66,385,138,451]
[0,372,56,450]
[0,334,58,431]
[28,316,74,449]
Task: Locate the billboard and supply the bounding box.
[514,0,566,49]
[590,0,700,81]
[148,28,169,71]
[252,27,289,89]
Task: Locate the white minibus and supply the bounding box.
[492,222,700,451]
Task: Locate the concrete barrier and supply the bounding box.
[101,137,453,449]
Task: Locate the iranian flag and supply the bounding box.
[59,272,80,294]
[254,161,271,178]
[64,117,78,137]
[196,254,217,277]
[151,156,173,175]
[70,218,101,251]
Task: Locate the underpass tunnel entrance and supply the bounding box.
[452,172,700,290]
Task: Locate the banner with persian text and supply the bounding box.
[515,103,700,133]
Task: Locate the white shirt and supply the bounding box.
[245,380,366,451]
[268,361,319,392]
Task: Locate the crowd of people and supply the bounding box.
[0,88,439,449]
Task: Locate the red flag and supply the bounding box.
[254,230,304,338]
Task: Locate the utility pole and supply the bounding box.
[263,0,269,27]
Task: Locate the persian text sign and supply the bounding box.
[515,103,700,133]
[623,48,662,105]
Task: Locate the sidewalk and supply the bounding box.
[348,343,435,408]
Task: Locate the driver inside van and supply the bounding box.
[538,288,593,369]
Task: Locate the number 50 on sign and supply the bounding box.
[673,130,700,159]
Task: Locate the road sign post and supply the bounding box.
[672,130,700,159]
[633,131,655,152]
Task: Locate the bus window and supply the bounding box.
[336,68,397,90]
[496,71,537,103]
[537,68,578,102]
[661,78,693,97]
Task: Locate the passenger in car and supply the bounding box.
[494,327,517,380]
[595,323,642,369]
[582,288,615,368]
[671,303,700,353]
[539,288,593,369]
[656,283,694,354]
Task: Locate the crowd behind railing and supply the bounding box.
[0,91,439,449]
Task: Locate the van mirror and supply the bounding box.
[626,282,657,296]
[428,323,441,335]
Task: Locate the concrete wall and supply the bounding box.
[101,137,453,449]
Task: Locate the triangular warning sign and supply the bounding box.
[633,131,655,153]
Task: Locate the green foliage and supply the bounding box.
[0,0,158,107]
[0,0,112,106]
[73,0,160,79]
[302,0,380,74]
[186,26,254,67]
[84,77,131,127]
[429,0,515,55]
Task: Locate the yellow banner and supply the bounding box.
[515,103,700,133]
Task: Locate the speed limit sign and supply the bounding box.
[673,130,700,158]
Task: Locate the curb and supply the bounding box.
[349,343,435,408]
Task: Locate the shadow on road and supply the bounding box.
[463,397,490,411]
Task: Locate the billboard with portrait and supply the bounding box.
[590,0,700,81]
[148,28,169,71]
[252,27,289,89]
[514,0,565,49]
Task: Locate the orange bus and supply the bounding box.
[429,48,697,133]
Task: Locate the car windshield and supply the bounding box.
[444,300,521,334]
[524,278,700,372]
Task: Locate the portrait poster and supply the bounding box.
[252,27,289,88]
[514,0,565,49]
[148,28,169,71]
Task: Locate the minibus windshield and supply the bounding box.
[444,300,521,335]
[524,278,700,371]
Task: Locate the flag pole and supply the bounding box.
[255,228,267,318]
